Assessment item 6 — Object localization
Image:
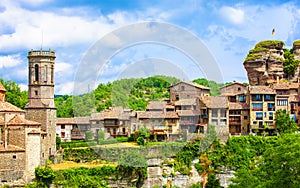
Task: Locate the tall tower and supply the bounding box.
[25,49,56,164]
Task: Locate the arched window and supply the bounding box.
[34,64,39,82]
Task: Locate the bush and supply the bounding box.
[116,137,129,142]
[136,137,145,146]
[98,139,118,145]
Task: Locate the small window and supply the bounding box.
[181,86,185,91]
[35,90,38,95]
[61,125,65,129]
[42,153,44,158]
[176,95,179,100]
[244,116,248,120]
[238,87,241,91]
[12,155,16,159]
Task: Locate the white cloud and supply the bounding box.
[55,81,74,95]
[0,54,22,68]
[55,62,72,73]
[18,83,28,91]
[219,6,245,24]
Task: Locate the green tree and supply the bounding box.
[275,109,297,134]
[230,134,300,188]
[283,49,300,76]
[0,78,28,109]
[85,130,94,141]
[136,126,150,145]
[97,130,105,143]
[117,150,147,188]
[35,166,56,187]
[56,137,61,150]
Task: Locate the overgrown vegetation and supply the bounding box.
[283,48,300,76]
[0,78,28,109]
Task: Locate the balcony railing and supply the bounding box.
[252,108,263,111]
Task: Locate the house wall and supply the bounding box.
[0,151,25,183]
[26,132,41,182]
[170,83,209,102]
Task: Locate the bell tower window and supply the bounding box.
[34,64,39,82]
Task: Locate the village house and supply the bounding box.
[249,86,276,134]
[220,82,250,135]
[169,81,210,102]
[198,96,230,142]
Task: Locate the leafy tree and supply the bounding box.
[35,166,56,187]
[56,137,61,150]
[193,78,223,96]
[275,109,297,134]
[85,130,94,141]
[0,78,28,109]
[117,150,147,188]
[98,130,105,143]
[283,49,300,77]
[206,174,221,188]
[230,134,300,188]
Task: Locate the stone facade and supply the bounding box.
[25,50,57,164]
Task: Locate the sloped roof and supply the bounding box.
[169,81,210,90]
[220,82,247,89]
[249,86,275,94]
[273,82,300,90]
[0,144,25,152]
[228,102,249,110]
[176,110,200,116]
[8,115,40,126]
[0,102,24,112]
[74,116,90,124]
[199,96,228,108]
[174,98,196,106]
[165,111,179,118]
[90,112,105,121]
[56,117,75,124]
[146,101,166,110]
[0,83,6,92]
[137,111,165,119]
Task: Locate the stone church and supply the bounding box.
[0,50,56,185]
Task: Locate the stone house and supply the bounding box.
[220,82,250,135]
[169,81,210,102]
[0,83,42,184]
[56,118,74,142]
[198,96,230,142]
[249,86,276,134]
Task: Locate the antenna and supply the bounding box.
[41,29,43,50]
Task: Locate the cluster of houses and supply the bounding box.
[56,80,300,142]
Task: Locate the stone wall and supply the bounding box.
[0,151,25,184]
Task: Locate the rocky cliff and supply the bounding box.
[243,40,300,85]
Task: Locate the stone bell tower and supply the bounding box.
[25,49,56,164]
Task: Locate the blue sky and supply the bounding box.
[1,0,300,94]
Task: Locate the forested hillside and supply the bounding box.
[0,79,28,109]
[0,76,223,117]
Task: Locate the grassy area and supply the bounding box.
[96,142,139,148]
[49,160,117,170]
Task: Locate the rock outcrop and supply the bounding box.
[243,40,285,86]
[243,40,300,85]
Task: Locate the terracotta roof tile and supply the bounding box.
[137,111,165,119]
[199,96,228,108]
[176,110,200,116]
[165,111,179,118]
[74,116,90,124]
[249,86,275,94]
[220,82,247,89]
[8,115,40,126]
[272,83,290,90]
[90,112,105,120]
[56,118,75,124]
[0,102,24,112]
[174,99,196,106]
[170,81,210,90]
[228,102,249,110]
[146,101,166,110]
[0,144,25,152]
